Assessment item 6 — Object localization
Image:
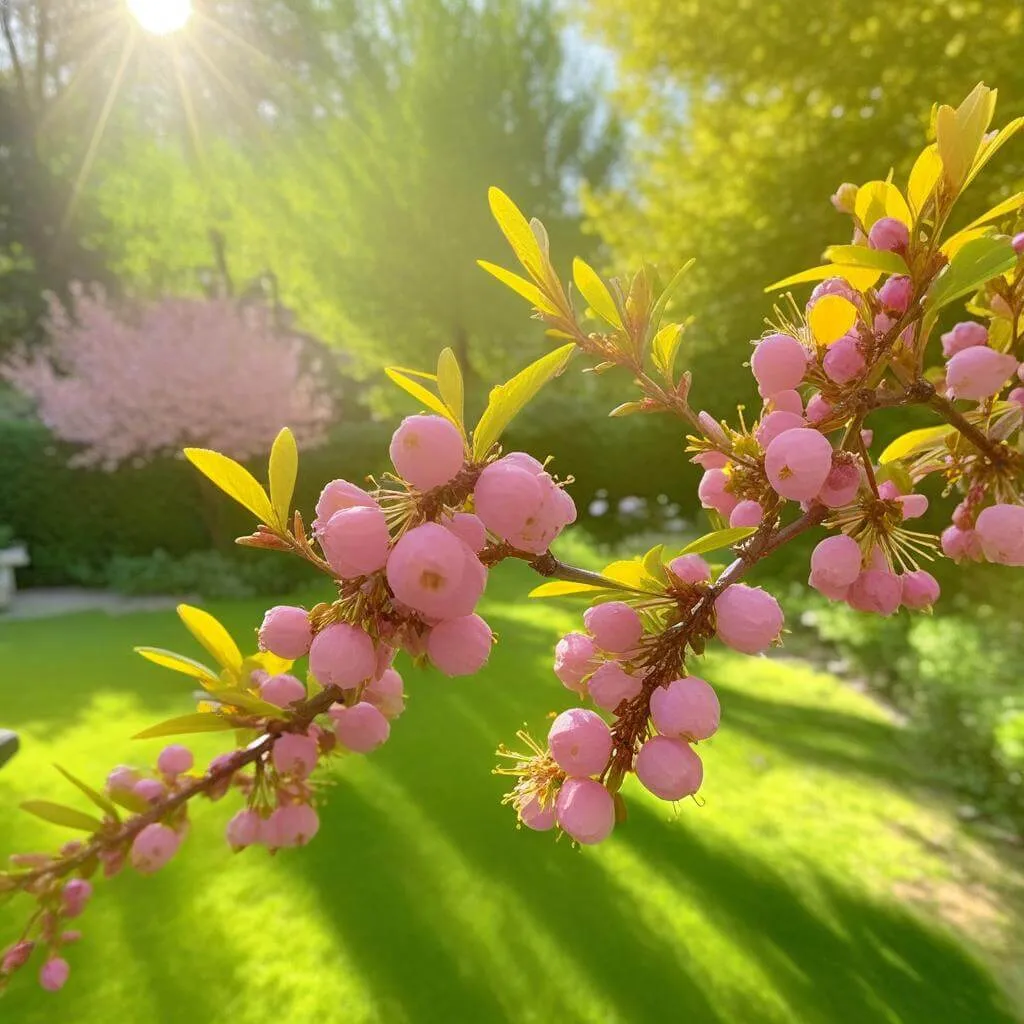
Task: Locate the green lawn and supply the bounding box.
[1,561,1022,1023]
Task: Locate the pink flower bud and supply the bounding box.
[332,701,390,753]
[750,333,809,395]
[756,410,805,448]
[427,614,494,676]
[555,778,615,845]
[157,744,193,777]
[714,584,784,655]
[272,732,320,778]
[506,477,575,554]
[823,334,866,384]
[805,393,832,424]
[1008,387,1024,408]
[258,605,312,659]
[133,778,166,803]
[810,535,862,589]
[765,389,803,415]
[260,672,307,707]
[265,804,320,849]
[941,525,983,563]
[548,708,613,777]
[2,939,34,974]
[313,479,376,534]
[698,467,738,516]
[941,321,988,358]
[635,736,703,801]
[309,623,376,688]
[386,522,484,619]
[846,570,902,616]
[868,216,909,252]
[587,661,643,712]
[390,414,465,490]
[896,494,928,519]
[583,601,643,654]
[1013,232,1024,255]
[808,570,850,601]
[320,505,391,578]
[518,795,556,831]
[441,511,487,553]
[810,277,857,305]
[946,347,1017,400]
[60,878,92,919]
[363,667,405,718]
[830,184,858,214]
[692,450,728,470]
[650,676,720,741]
[765,428,833,501]
[976,504,1024,565]
[667,554,711,584]
[130,823,181,874]
[39,957,70,992]
[225,809,263,851]
[473,460,544,539]
[817,459,862,508]
[106,765,140,793]
[697,411,729,447]
[877,274,912,312]
[553,632,600,693]
[729,499,764,528]
[901,570,941,610]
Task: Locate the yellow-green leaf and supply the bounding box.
[907,144,942,215]
[134,646,219,684]
[436,347,465,429]
[53,765,119,820]
[572,257,622,328]
[681,526,758,556]
[765,264,881,293]
[823,245,908,275]
[642,544,666,581]
[651,322,684,378]
[601,559,663,594]
[855,181,912,229]
[110,789,152,815]
[925,236,1017,315]
[184,448,275,525]
[528,580,610,599]
[134,712,240,740]
[205,689,283,717]
[939,227,991,260]
[647,259,695,342]
[965,116,1024,188]
[487,187,545,280]
[384,368,457,424]
[268,427,298,530]
[878,426,953,465]
[477,260,558,314]
[248,651,293,677]
[472,343,575,459]
[960,191,1024,234]
[177,604,243,674]
[20,800,104,833]
[808,295,858,345]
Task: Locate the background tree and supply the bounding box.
[580,0,1024,412]
[84,0,619,398]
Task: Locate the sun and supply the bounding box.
[127,0,194,36]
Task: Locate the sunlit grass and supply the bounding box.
[1,562,1021,1022]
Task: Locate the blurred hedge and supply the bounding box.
[0,405,697,586]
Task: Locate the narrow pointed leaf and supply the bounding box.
[879,426,953,464]
[268,427,298,531]
[477,261,558,314]
[472,343,575,459]
[680,526,758,556]
[53,765,119,820]
[20,800,104,833]
[384,368,456,424]
[823,246,908,275]
[487,187,545,280]
[572,258,622,328]
[184,449,275,525]
[205,689,283,717]
[176,605,243,674]
[925,236,1017,314]
[528,580,611,599]
[134,647,219,685]
[436,347,465,429]
[134,712,240,740]
[907,144,942,214]
[765,264,881,293]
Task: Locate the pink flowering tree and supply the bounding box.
[1,285,333,469]
[3,83,1024,994]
